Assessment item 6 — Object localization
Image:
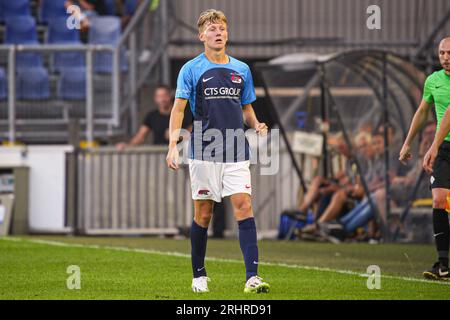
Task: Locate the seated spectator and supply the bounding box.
[277,133,360,240]
[116,0,143,28]
[116,84,192,149]
[68,0,109,16]
[65,0,111,32]
[322,122,437,244]
[284,134,352,217]
[298,131,373,235]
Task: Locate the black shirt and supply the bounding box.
[84,0,108,15]
[143,108,192,145]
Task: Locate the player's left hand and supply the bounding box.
[255,122,268,136]
[423,144,438,174]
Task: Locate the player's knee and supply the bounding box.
[196,211,212,225]
[234,200,252,217]
[195,203,213,225]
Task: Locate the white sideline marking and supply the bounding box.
[2,237,450,286]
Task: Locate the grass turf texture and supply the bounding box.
[0,236,449,300]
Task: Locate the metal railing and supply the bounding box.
[73,143,307,236]
[0,0,163,144]
[0,44,118,143]
[76,146,193,235]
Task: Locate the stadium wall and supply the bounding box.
[168,0,450,58]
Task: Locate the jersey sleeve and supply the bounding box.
[422,74,434,104]
[175,63,193,100]
[241,66,256,106]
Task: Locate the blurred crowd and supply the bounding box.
[61,0,142,32]
[278,121,436,244]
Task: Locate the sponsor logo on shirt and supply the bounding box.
[204,87,241,99]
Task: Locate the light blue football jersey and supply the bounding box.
[175,53,256,162]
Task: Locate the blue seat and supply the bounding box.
[89,16,121,44]
[0,68,7,100]
[16,68,50,100]
[5,16,43,69]
[0,0,30,22]
[125,0,138,15]
[39,0,67,24]
[58,67,86,100]
[89,16,128,73]
[47,17,81,43]
[47,17,85,73]
[104,0,116,15]
[5,16,38,44]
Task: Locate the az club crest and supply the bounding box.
[231,73,242,84]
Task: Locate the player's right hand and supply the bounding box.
[166,145,180,170]
[422,144,438,174]
[399,144,412,165]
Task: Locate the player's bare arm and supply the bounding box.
[399,99,431,164]
[242,104,267,135]
[423,105,450,173]
[166,98,187,170]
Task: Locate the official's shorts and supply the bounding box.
[431,141,450,189]
[188,159,252,202]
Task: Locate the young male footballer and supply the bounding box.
[165,9,270,293]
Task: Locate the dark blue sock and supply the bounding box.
[238,217,259,281]
[191,220,208,278]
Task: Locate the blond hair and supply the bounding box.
[197,9,227,33]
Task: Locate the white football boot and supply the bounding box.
[244,276,270,293]
[191,276,210,293]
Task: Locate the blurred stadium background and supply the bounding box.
[0,0,449,245]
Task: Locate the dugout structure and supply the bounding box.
[256,50,433,242]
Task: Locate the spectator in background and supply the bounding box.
[298,131,379,238]
[305,135,357,220]
[68,0,109,16]
[377,124,408,176]
[339,122,437,243]
[391,121,436,205]
[291,134,362,236]
[116,84,192,149]
[65,0,108,33]
[116,0,143,28]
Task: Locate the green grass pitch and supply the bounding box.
[0,236,449,300]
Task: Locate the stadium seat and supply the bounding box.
[47,17,85,73]
[57,67,86,100]
[0,0,31,22]
[39,0,67,24]
[104,0,116,15]
[4,16,38,44]
[0,68,7,100]
[125,0,139,15]
[88,16,128,73]
[5,16,43,69]
[16,68,50,100]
